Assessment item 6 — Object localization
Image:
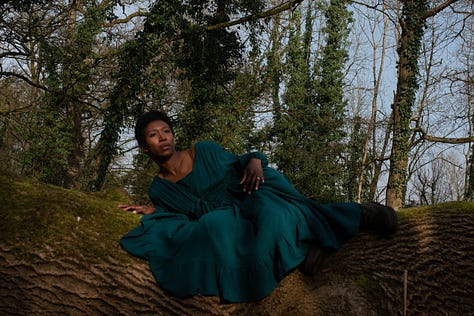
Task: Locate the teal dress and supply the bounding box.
[120,141,360,302]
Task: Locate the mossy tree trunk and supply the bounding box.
[1,207,473,315]
[386,0,427,210]
[386,0,463,209]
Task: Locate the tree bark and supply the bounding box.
[1,207,473,316]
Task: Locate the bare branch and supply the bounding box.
[0,71,48,91]
[206,0,304,31]
[0,104,36,115]
[158,0,305,45]
[102,11,148,28]
[415,127,474,144]
[0,51,28,59]
[423,0,461,19]
[351,0,399,27]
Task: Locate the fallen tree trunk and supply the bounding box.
[0,174,472,315]
[1,204,473,315]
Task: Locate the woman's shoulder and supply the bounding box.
[192,141,230,163]
[194,140,220,147]
[193,140,223,152]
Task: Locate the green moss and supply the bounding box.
[355,273,374,288]
[397,201,474,221]
[353,273,386,313]
[354,273,384,299]
[0,172,140,264]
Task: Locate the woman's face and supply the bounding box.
[143,120,175,160]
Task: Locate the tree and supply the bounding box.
[87,0,304,191]
[172,0,262,151]
[42,1,117,188]
[311,0,352,200]
[409,153,465,205]
[0,0,146,189]
[273,6,316,196]
[461,5,474,199]
[270,0,352,202]
[349,0,392,203]
[386,0,464,209]
[346,115,368,201]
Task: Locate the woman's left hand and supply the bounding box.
[240,158,264,194]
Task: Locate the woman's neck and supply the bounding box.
[157,150,193,182]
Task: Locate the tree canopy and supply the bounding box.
[0,0,472,207]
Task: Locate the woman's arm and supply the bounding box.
[201,141,268,194]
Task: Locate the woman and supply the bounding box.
[119,110,397,303]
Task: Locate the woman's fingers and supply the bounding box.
[119,204,155,215]
[118,204,134,212]
[118,204,143,213]
[241,174,264,194]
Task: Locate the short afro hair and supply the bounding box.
[134,110,174,149]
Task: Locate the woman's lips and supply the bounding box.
[159,144,172,151]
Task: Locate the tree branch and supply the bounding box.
[0,51,28,59]
[206,0,304,31]
[0,71,48,91]
[423,0,460,19]
[415,127,474,144]
[102,11,148,28]
[159,0,304,45]
[350,0,399,27]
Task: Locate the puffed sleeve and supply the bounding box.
[197,140,269,173]
[238,151,268,167]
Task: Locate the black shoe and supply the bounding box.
[299,244,327,276]
[360,202,397,236]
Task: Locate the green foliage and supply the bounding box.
[272,1,353,202]
[345,116,370,201]
[273,8,317,197]
[88,0,266,192]
[18,109,71,186]
[310,0,352,201]
[6,1,119,190]
[126,152,158,205]
[395,0,427,143]
[173,7,248,148]
[314,0,352,119]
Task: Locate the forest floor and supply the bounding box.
[1,171,473,315]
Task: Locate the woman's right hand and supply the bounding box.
[118,204,155,215]
[240,157,264,194]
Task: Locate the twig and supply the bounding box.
[403,270,408,316]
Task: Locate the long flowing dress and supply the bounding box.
[120,141,361,303]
